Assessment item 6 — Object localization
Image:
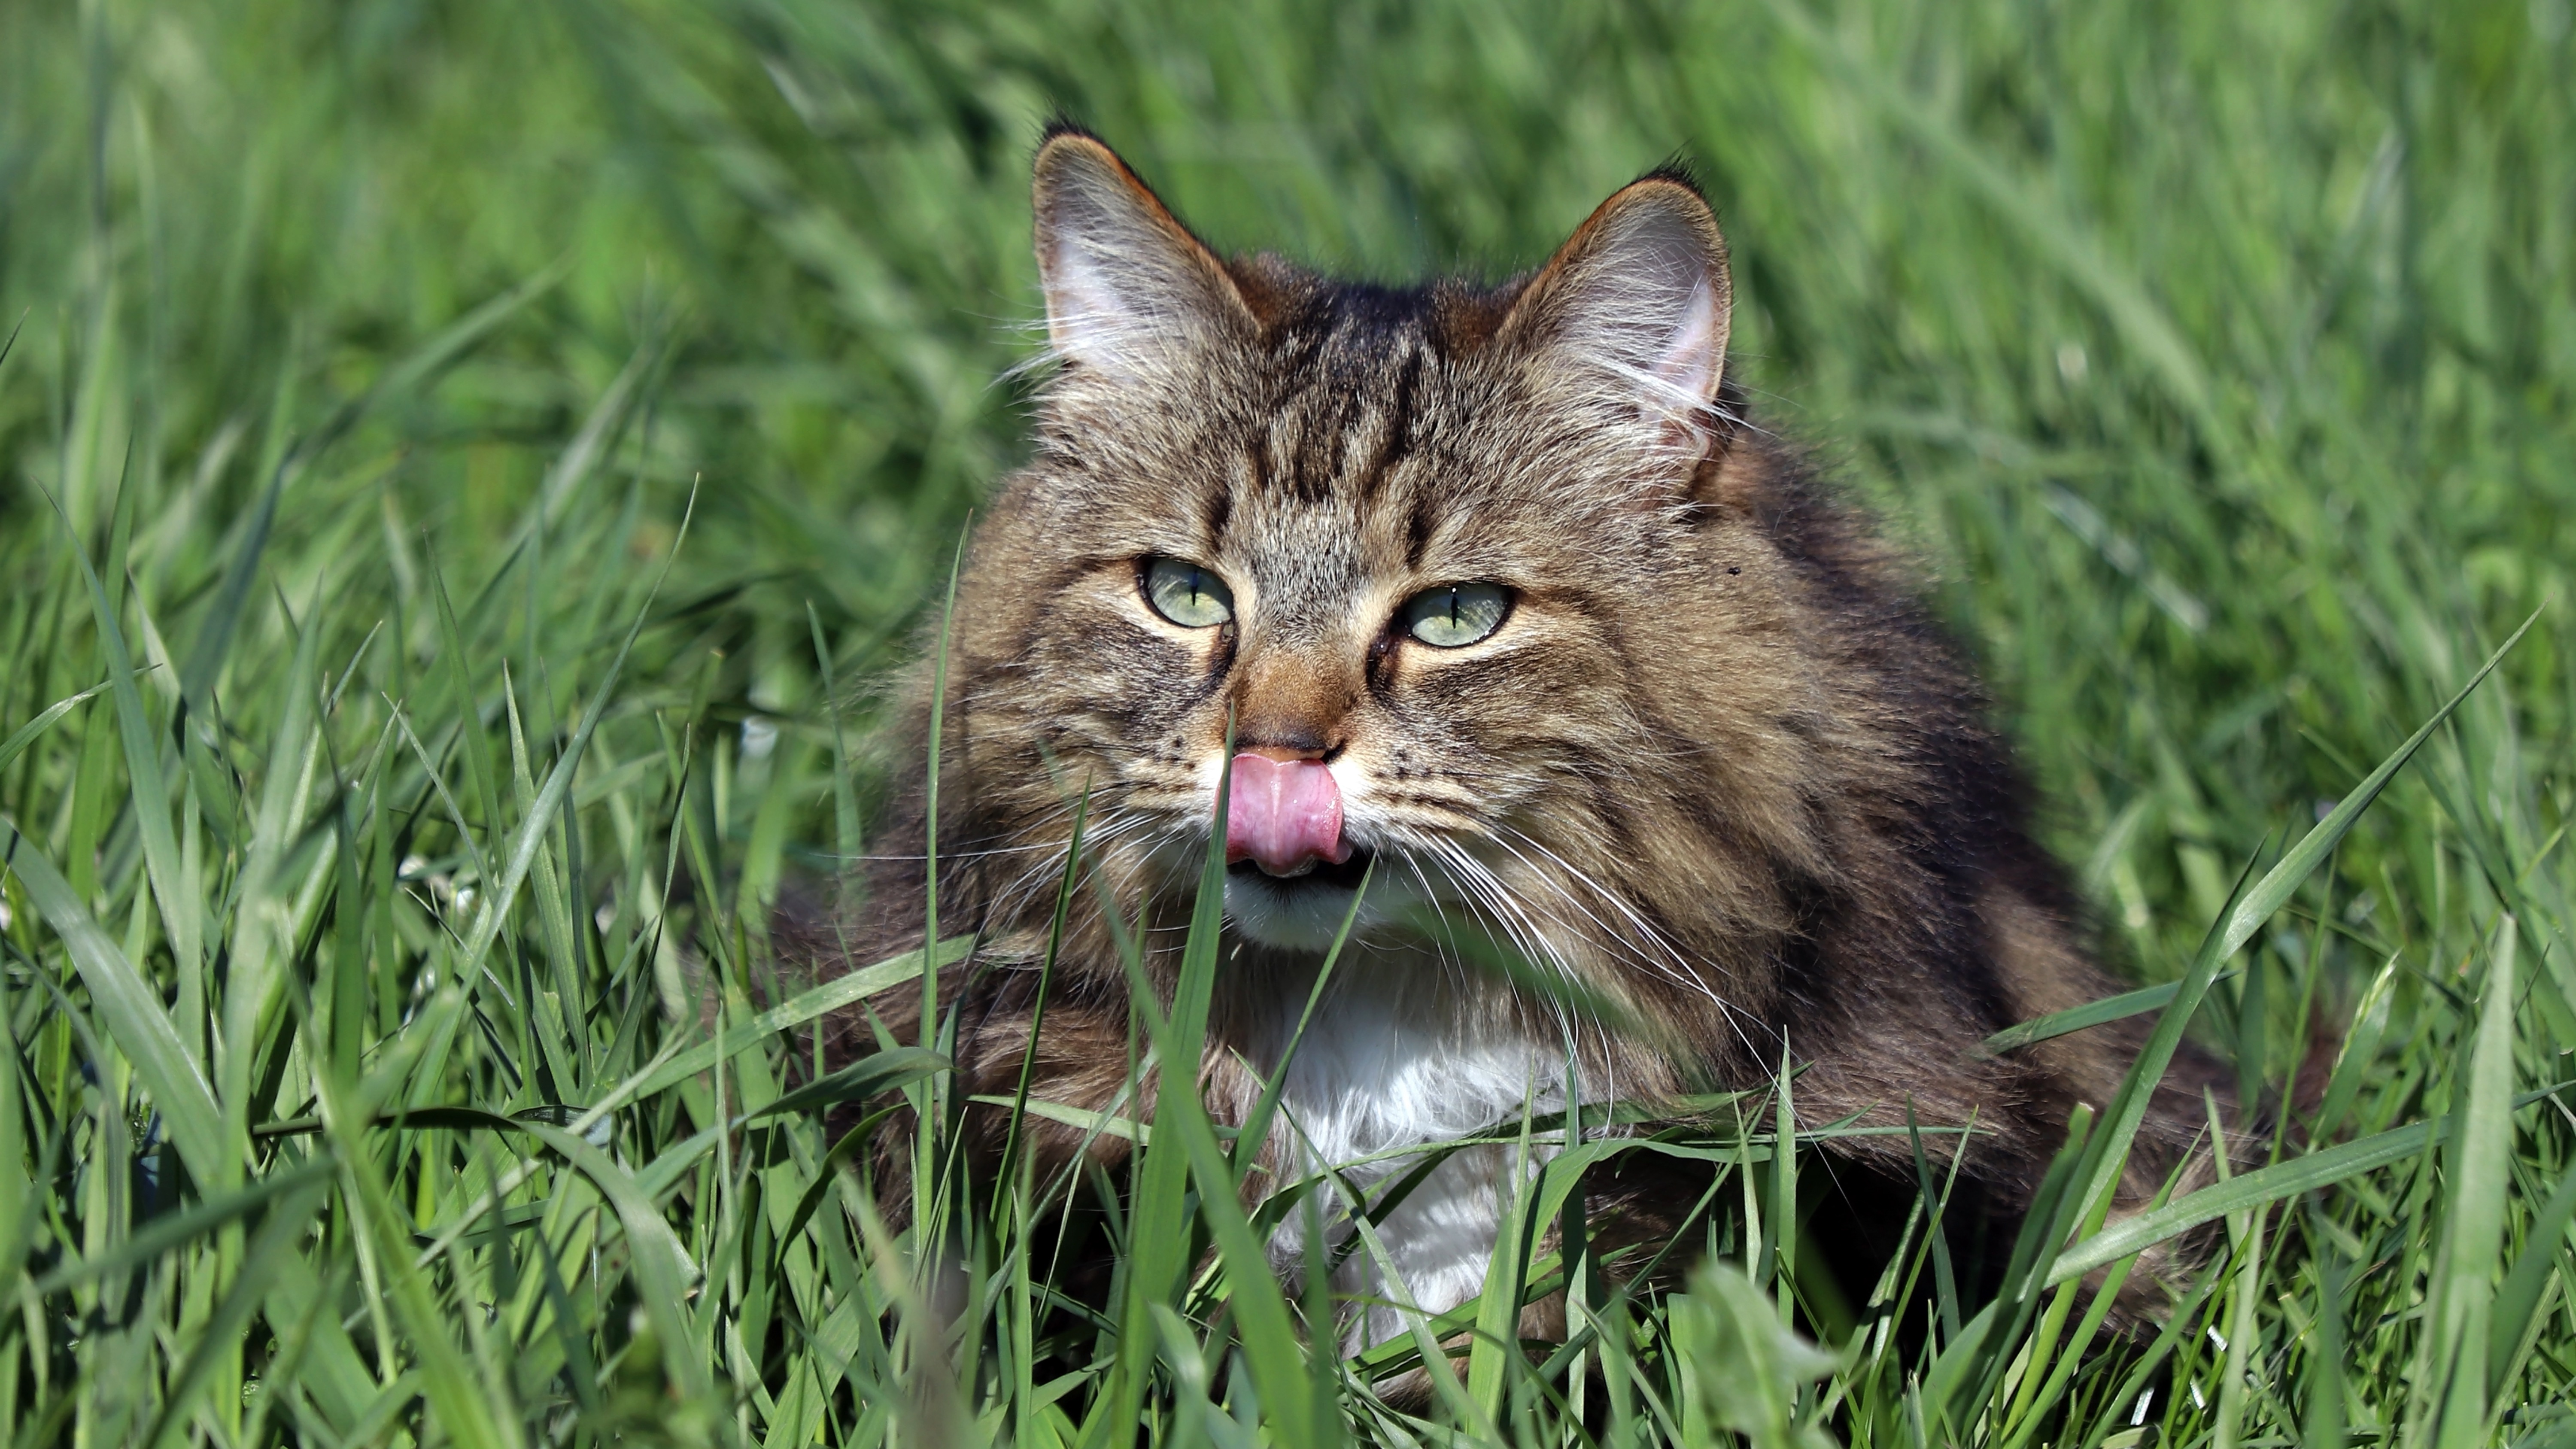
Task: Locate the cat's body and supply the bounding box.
[826,127,2223,1341]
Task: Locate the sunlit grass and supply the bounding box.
[1,1,2573,1444]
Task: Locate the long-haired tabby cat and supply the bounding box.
[829,124,2226,1347]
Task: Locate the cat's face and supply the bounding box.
[950,132,1793,978]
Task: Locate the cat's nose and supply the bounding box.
[1232,653,1352,764]
[1223,753,1352,877]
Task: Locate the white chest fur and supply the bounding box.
[1246,962,1581,1346]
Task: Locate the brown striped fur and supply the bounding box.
[823,126,2227,1337]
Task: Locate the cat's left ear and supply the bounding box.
[1501,171,1732,462]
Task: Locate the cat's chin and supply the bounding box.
[1221,853,1395,953]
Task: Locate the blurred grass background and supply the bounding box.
[11,0,2574,931]
[2,1,2574,1444]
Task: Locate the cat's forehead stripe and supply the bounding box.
[1403,495,1435,573]
[1203,461,1234,552]
[1352,341,1425,504]
[1246,310,1431,477]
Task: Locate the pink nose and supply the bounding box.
[1223,753,1353,878]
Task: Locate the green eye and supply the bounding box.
[1400,582,1511,648]
[1142,557,1235,628]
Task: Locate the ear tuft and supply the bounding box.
[1503,177,1733,453]
[1633,156,1708,195]
[1032,133,1251,374]
[1037,114,1097,147]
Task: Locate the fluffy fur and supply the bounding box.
[824,126,2226,1340]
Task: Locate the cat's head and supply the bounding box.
[947,128,1829,996]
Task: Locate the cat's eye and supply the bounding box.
[1142,557,1235,628]
[1399,582,1511,648]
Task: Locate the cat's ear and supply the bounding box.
[1032,129,1254,375]
[1502,172,1732,458]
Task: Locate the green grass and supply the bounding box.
[3,0,2575,1444]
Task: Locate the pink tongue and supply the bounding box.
[1224,754,1352,878]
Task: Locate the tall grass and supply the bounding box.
[2,0,2573,1444]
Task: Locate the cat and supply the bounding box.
[824,123,2228,1350]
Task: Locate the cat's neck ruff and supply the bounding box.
[1230,940,1591,1337]
[1247,946,1582,1163]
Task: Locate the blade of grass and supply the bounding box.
[2315,951,2401,1139]
[2305,1221,2351,1449]
[2489,1154,2576,1401]
[213,578,325,1185]
[0,819,222,1157]
[743,1045,946,1122]
[0,677,113,778]
[1229,856,1370,1180]
[2049,1082,2569,1284]
[29,1156,336,1295]
[809,601,860,863]
[994,781,1091,1220]
[327,1109,525,1448]
[429,541,507,872]
[1981,970,2241,1057]
[517,1118,711,1399]
[626,935,975,1101]
[1466,1103,1543,1425]
[918,529,964,1059]
[2426,914,2518,1446]
[1090,715,1236,1449]
[50,488,194,1026]
[2211,1099,2263,1449]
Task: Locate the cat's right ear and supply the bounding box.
[1033,130,1253,376]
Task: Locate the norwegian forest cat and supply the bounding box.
[828,125,2226,1348]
